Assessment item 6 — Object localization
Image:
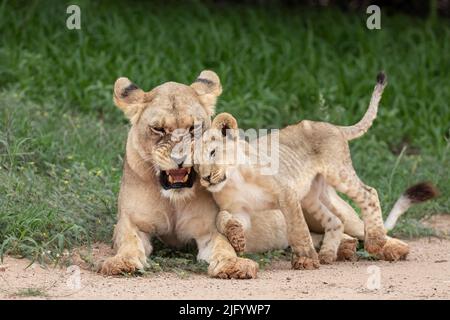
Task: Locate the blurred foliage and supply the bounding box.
[214,0,449,18]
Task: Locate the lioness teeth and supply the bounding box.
[165,167,193,184]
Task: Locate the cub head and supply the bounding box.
[195,112,240,193]
[114,70,222,200]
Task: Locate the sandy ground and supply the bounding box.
[1,215,449,300]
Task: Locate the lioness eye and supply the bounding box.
[210,149,216,157]
[150,126,165,135]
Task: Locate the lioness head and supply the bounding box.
[195,112,240,193]
[114,70,222,200]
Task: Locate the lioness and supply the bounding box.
[101,71,260,278]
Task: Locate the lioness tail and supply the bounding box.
[384,182,439,231]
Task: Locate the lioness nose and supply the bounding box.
[172,155,187,167]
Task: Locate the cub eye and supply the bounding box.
[210,149,216,157]
[150,126,165,135]
[189,125,195,132]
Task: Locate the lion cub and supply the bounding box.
[196,73,389,269]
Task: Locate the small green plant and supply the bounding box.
[14,287,48,298]
[146,256,209,275]
[356,249,378,261]
[243,249,291,269]
[143,240,209,275]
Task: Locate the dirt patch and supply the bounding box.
[1,238,450,300]
[68,242,114,271]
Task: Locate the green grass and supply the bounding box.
[146,244,210,276]
[0,0,449,267]
[14,287,48,298]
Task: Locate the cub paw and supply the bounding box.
[209,257,258,279]
[224,219,246,254]
[364,232,387,255]
[100,254,145,276]
[378,237,409,261]
[291,253,320,270]
[318,250,337,265]
[336,238,358,261]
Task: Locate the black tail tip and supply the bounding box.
[376,71,387,85]
[404,181,439,203]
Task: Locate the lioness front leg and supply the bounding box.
[100,216,149,275]
[279,190,320,270]
[198,232,258,279]
[216,210,246,254]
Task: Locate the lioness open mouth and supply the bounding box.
[160,167,197,190]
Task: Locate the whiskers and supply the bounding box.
[133,153,158,176]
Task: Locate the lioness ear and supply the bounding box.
[191,70,222,116]
[212,112,238,138]
[113,77,146,119]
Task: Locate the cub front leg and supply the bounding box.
[100,216,150,275]
[216,210,246,254]
[197,232,258,279]
[279,190,320,270]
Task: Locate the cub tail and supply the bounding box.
[384,182,439,231]
[339,71,387,141]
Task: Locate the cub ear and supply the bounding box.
[113,77,146,119]
[190,70,222,116]
[211,112,238,138]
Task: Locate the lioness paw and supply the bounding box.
[210,257,258,279]
[225,219,246,253]
[100,255,145,276]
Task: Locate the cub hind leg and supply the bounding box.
[320,184,365,239]
[302,176,344,264]
[322,184,409,261]
[325,166,387,255]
